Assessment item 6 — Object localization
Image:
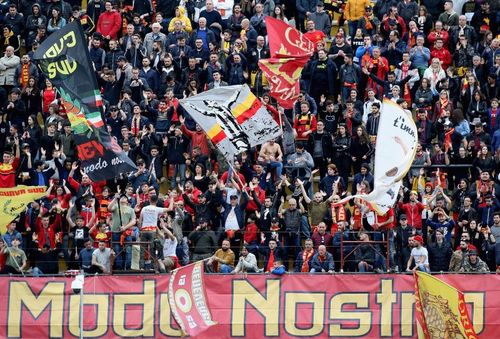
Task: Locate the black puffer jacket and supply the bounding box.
[428,241,453,272]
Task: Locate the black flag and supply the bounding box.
[33,21,136,181]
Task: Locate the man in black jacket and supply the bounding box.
[307,120,333,178]
[428,228,453,272]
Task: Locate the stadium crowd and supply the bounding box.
[0,0,499,276]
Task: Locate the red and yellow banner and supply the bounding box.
[260,17,314,109]
[0,274,496,338]
[168,261,216,336]
[414,271,478,339]
[0,186,46,233]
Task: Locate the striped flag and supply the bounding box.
[414,271,478,339]
[180,85,282,161]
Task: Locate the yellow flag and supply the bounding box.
[414,271,478,339]
[0,186,46,233]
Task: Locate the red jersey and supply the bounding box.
[0,158,19,188]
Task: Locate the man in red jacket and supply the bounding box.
[96,1,122,40]
[179,115,210,157]
[398,190,425,230]
[430,38,452,70]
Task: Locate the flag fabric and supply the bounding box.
[414,271,478,339]
[265,16,314,58]
[180,85,282,161]
[335,99,418,214]
[258,57,309,109]
[258,17,314,109]
[0,186,46,233]
[168,261,216,337]
[33,22,137,182]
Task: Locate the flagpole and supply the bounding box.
[1,235,26,277]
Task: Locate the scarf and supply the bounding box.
[301,249,314,272]
[3,30,13,46]
[21,64,30,88]
[439,97,449,117]
[444,128,454,152]
[331,205,346,233]
[364,15,373,30]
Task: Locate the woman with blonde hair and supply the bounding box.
[423,58,446,96]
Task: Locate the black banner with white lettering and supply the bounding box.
[33,21,136,181]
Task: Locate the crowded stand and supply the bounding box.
[0,0,500,276]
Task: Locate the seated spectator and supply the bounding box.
[406,235,430,272]
[232,245,260,274]
[310,245,334,273]
[460,250,489,272]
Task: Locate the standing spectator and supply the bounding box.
[96,1,121,40]
[138,195,169,269]
[309,2,331,37]
[428,228,452,271]
[296,0,318,33]
[345,0,371,41]
[0,46,20,94]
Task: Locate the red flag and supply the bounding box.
[261,17,313,108]
[266,17,314,58]
[259,57,308,109]
[168,261,217,336]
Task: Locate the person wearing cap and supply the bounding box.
[406,234,429,272]
[4,86,26,129]
[344,0,371,41]
[461,249,490,272]
[426,207,455,244]
[395,214,414,271]
[328,31,353,70]
[357,6,379,38]
[428,228,453,272]
[309,2,332,37]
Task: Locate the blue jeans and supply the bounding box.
[32,267,43,277]
[268,161,283,178]
[171,164,186,187]
[112,232,132,270]
[416,264,430,273]
[220,264,233,273]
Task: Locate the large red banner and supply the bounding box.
[0,274,497,338]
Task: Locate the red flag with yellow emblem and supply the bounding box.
[259,17,314,108]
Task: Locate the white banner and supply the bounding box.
[180,85,282,161]
[338,99,417,214]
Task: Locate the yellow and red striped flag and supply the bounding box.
[414,271,478,339]
[180,85,282,162]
